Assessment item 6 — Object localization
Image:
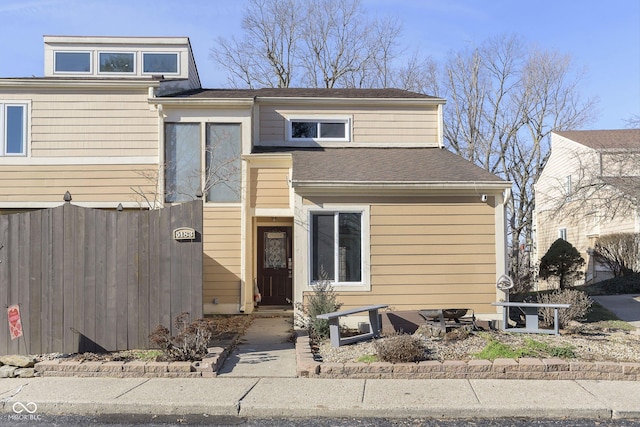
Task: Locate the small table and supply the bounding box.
[316,304,388,347]
[492,302,571,335]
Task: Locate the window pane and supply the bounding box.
[6,106,25,155]
[292,121,317,138]
[55,52,90,72]
[165,123,200,202]
[143,53,178,73]
[320,122,345,138]
[205,124,241,202]
[339,213,361,282]
[99,52,134,73]
[312,214,335,281]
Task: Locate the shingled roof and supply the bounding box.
[556,129,640,150]
[279,147,507,186]
[163,87,442,100]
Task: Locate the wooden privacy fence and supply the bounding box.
[0,198,203,355]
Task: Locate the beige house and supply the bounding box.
[534,129,640,285]
[0,36,511,318]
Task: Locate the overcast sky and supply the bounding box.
[1,0,638,130]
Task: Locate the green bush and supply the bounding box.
[294,276,342,340]
[374,333,427,363]
[538,238,585,289]
[536,289,592,328]
[149,313,214,362]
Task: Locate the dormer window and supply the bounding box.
[99,52,135,73]
[143,53,179,74]
[54,51,91,73]
[287,117,350,142]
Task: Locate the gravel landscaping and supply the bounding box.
[316,322,640,364]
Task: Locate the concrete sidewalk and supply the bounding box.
[592,294,640,329]
[0,376,639,420]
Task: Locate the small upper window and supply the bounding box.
[1,103,28,156]
[99,52,135,73]
[143,53,178,74]
[288,118,349,142]
[55,52,91,73]
[558,228,567,241]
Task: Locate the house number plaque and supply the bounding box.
[173,227,196,240]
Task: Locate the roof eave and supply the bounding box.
[256,97,446,106]
[292,180,511,191]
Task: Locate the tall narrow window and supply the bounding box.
[205,123,241,203]
[558,228,567,241]
[1,104,27,156]
[165,123,200,202]
[311,212,363,284]
[565,175,572,201]
[5,105,26,155]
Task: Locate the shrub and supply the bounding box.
[294,276,342,341]
[538,238,585,289]
[536,289,592,328]
[594,233,640,277]
[149,312,214,362]
[374,333,427,363]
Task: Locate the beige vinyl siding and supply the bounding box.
[3,89,158,157]
[259,105,439,144]
[203,207,242,305]
[335,198,497,313]
[249,167,290,208]
[0,164,157,203]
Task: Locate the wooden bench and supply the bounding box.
[492,302,571,335]
[316,304,388,347]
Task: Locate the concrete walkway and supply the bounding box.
[217,316,297,378]
[592,293,640,329]
[0,376,639,419]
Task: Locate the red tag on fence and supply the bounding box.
[7,305,23,340]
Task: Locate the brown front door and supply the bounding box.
[257,227,293,306]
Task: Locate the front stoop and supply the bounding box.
[294,336,640,381]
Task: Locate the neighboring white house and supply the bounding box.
[534,129,640,286]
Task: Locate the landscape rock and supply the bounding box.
[14,368,36,378]
[0,354,36,368]
[0,365,17,378]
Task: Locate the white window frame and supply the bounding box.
[53,51,92,74]
[558,227,567,241]
[286,117,351,142]
[98,51,136,74]
[0,102,29,157]
[307,206,370,289]
[142,52,180,75]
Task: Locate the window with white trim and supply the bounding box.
[143,52,179,74]
[311,211,363,284]
[54,51,91,73]
[558,228,567,241]
[287,118,350,142]
[1,103,28,156]
[99,52,135,73]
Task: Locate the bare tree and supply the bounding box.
[437,35,598,284]
[210,0,403,89]
[211,0,302,88]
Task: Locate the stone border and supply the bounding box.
[34,343,233,379]
[295,334,640,381]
